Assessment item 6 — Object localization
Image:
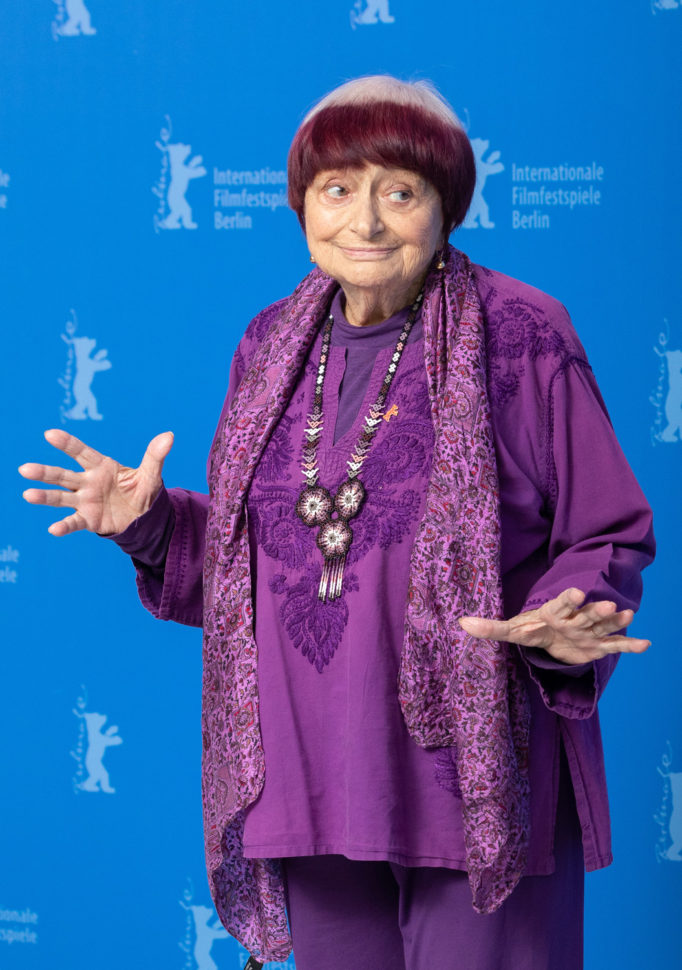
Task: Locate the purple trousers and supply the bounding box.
[281,752,584,970]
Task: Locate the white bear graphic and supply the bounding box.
[657,758,682,860]
[651,0,679,12]
[54,0,96,36]
[462,137,504,229]
[156,142,207,230]
[350,0,395,26]
[74,711,122,793]
[180,902,228,970]
[654,346,682,442]
[62,335,111,421]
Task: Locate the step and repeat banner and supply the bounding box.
[1,3,680,968]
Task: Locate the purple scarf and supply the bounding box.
[202,247,530,962]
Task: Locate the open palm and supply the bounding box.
[19,428,174,537]
[459,587,650,664]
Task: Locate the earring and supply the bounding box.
[436,250,446,270]
[309,255,316,263]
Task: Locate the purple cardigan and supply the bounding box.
[115,262,654,951]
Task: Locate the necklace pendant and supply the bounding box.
[296,485,333,526]
[316,518,352,557]
[316,519,352,601]
[334,478,365,520]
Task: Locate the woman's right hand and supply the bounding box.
[18,428,174,537]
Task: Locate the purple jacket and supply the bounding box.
[115,261,655,960]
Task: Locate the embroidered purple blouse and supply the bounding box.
[114,264,654,882]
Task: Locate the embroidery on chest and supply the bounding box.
[246,354,434,672]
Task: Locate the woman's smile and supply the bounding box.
[337,245,399,259]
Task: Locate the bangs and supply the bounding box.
[287,100,476,232]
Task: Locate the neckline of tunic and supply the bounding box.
[329,290,424,348]
[317,290,424,462]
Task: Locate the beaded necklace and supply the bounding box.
[295,291,423,601]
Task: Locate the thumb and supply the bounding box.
[139,431,174,480]
[459,615,510,640]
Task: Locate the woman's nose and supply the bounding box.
[349,191,384,238]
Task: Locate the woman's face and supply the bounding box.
[304,163,444,301]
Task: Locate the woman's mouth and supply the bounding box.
[337,246,398,259]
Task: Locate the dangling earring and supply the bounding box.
[309,255,316,263]
[436,249,447,270]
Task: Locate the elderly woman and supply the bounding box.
[20,76,654,970]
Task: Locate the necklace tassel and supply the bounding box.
[319,555,346,602]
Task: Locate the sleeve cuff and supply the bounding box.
[521,646,594,679]
[104,486,176,569]
[518,645,599,718]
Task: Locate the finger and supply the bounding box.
[589,633,651,656]
[568,599,618,630]
[459,615,512,640]
[18,462,80,490]
[47,511,88,537]
[138,432,174,481]
[619,636,651,654]
[591,609,635,638]
[545,634,651,665]
[43,428,106,470]
[546,588,586,620]
[22,488,76,508]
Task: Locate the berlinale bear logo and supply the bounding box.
[462,137,505,230]
[655,742,682,861]
[650,322,682,444]
[52,0,96,39]
[179,878,295,969]
[71,687,123,794]
[59,310,112,422]
[179,882,229,970]
[350,0,395,29]
[651,0,679,13]
[153,116,207,231]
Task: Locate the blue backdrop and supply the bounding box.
[1,2,680,968]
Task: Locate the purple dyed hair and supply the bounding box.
[287,76,476,236]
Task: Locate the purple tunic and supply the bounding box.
[113,263,654,880]
[242,291,474,868]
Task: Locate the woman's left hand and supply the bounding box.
[458,587,651,665]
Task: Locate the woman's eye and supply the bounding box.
[326,185,348,198]
[389,190,412,203]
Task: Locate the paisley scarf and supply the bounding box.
[202,247,530,962]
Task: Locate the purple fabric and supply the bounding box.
[241,292,473,869]
[161,252,532,936]
[328,289,423,442]
[281,751,584,970]
[111,258,654,960]
[113,486,176,569]
[396,253,531,909]
[237,286,562,875]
